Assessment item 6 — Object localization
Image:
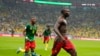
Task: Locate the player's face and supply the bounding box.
[47,26,50,30]
[63,9,70,17]
[31,18,36,25]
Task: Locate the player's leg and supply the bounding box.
[31,48,36,56]
[45,43,48,50]
[43,37,48,50]
[47,37,50,43]
[11,33,14,37]
[24,41,30,56]
[45,37,49,50]
[63,39,77,56]
[67,49,77,56]
[51,40,62,56]
[24,51,30,56]
[43,37,46,44]
[16,47,25,54]
[30,41,36,56]
[20,48,25,52]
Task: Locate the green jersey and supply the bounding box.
[43,29,51,37]
[25,24,37,41]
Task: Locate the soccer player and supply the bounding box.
[42,25,51,50]
[23,17,38,56]
[51,9,77,56]
[10,28,15,37]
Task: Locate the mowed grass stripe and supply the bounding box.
[0,37,100,56]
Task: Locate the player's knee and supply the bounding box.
[72,50,77,56]
[25,50,29,53]
[25,48,29,52]
[31,48,34,52]
[51,50,58,56]
[74,51,77,56]
[51,52,57,56]
[51,54,57,56]
[67,49,77,56]
[44,42,45,44]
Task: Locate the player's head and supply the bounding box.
[46,25,50,30]
[31,17,36,25]
[61,9,70,17]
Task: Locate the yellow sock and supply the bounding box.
[20,48,25,52]
[45,43,48,50]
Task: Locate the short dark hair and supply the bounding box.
[61,9,65,14]
[61,9,69,14]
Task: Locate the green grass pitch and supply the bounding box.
[0,36,100,56]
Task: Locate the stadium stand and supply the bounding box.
[0,0,100,38]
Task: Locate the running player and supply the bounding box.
[23,17,38,56]
[10,28,15,37]
[51,9,77,56]
[42,25,51,50]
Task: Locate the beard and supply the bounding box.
[64,13,70,17]
[31,22,36,25]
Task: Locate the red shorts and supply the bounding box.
[52,37,75,55]
[44,36,49,43]
[25,40,36,51]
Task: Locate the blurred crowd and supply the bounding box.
[0,0,100,38]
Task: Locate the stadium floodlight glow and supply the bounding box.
[34,0,72,6]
